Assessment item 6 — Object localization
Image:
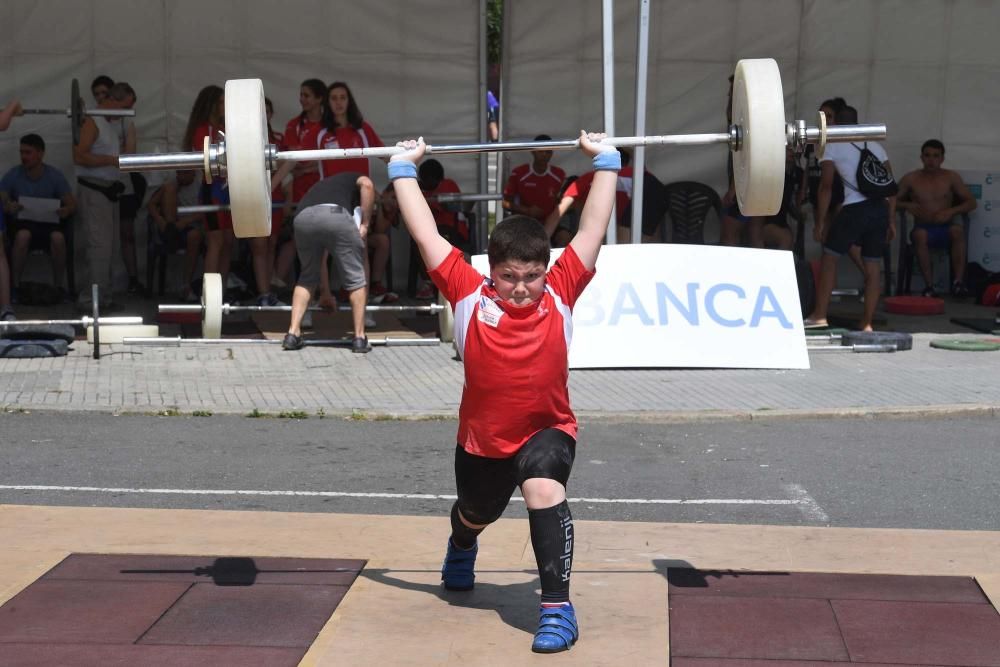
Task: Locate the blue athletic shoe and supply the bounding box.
[441,538,477,591]
[531,602,579,653]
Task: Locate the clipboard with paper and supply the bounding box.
[16,196,61,224]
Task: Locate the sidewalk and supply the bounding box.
[0,332,998,419]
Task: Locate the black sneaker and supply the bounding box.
[127,278,144,295]
[282,333,304,350]
[951,281,970,298]
[921,286,937,298]
[351,336,371,354]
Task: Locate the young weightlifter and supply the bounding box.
[388,132,619,654]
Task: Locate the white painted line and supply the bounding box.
[783,483,830,522]
[0,484,810,509]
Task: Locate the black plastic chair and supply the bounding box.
[895,210,970,295]
[660,181,722,244]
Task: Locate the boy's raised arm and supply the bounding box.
[569,132,620,271]
[388,138,454,273]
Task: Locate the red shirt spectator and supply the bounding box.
[504,162,566,220]
[565,165,635,225]
[317,123,383,178]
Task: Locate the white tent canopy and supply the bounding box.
[0,0,486,191]
[502,0,1000,192]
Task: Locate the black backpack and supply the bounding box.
[851,142,898,198]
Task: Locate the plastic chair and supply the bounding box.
[660,181,722,244]
[895,210,970,295]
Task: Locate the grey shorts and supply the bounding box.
[294,205,366,290]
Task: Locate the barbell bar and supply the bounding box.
[123,336,440,348]
[160,273,444,339]
[808,344,898,353]
[117,59,889,239]
[3,79,136,145]
[0,316,141,328]
[175,192,502,215]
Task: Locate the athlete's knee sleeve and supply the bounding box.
[450,501,487,549]
[528,500,573,604]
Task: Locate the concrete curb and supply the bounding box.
[2,402,996,423]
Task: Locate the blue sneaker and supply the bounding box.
[441,538,477,591]
[531,602,579,653]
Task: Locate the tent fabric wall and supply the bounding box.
[0,0,483,191]
[503,0,1000,195]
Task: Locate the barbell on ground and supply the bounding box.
[175,192,502,215]
[3,79,136,145]
[123,336,440,348]
[159,273,444,338]
[117,59,888,239]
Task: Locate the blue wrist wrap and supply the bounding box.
[388,161,418,181]
[592,151,621,171]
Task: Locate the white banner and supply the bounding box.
[472,244,809,370]
[960,171,1000,271]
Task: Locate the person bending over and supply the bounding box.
[389,132,619,654]
[282,172,374,354]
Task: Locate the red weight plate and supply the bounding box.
[883,295,945,315]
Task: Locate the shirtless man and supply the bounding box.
[896,140,977,297]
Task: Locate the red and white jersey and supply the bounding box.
[424,178,467,241]
[503,163,566,218]
[283,116,323,201]
[429,246,595,458]
[317,122,383,178]
[565,166,634,225]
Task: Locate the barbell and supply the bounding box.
[159,273,444,338]
[118,59,888,239]
[3,79,136,145]
[123,335,440,348]
[175,192,502,215]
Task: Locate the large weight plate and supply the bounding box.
[224,79,271,238]
[202,272,223,339]
[731,59,785,216]
[71,78,81,145]
[438,291,454,343]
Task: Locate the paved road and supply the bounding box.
[0,412,996,530]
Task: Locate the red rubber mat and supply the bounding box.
[883,295,945,315]
[668,570,1000,665]
[0,553,365,666]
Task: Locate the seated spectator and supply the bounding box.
[753,147,800,250]
[543,148,634,243]
[896,139,977,297]
[502,134,565,223]
[548,176,579,248]
[0,133,76,302]
[147,170,205,301]
[414,159,463,299]
[369,183,399,302]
